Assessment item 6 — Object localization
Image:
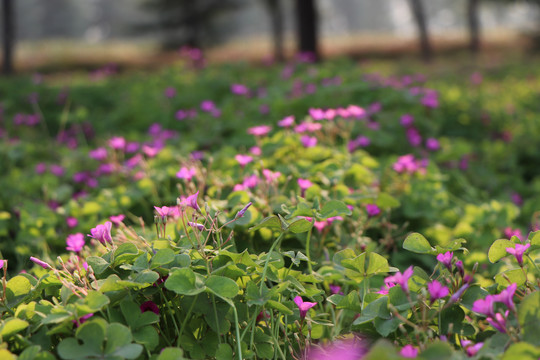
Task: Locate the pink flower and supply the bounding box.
[505,243,530,267]
[400,114,414,127]
[154,206,172,220]
[66,233,85,253]
[470,72,483,85]
[88,221,113,245]
[109,214,125,226]
[30,256,52,269]
[73,313,93,328]
[427,280,449,302]
[142,145,159,158]
[384,266,413,293]
[164,87,176,98]
[50,165,65,177]
[250,146,262,156]
[294,296,317,318]
[298,178,313,197]
[0,260,4,270]
[472,296,495,317]
[262,169,281,183]
[278,115,295,128]
[235,154,253,167]
[200,100,216,112]
[176,167,196,181]
[503,227,523,242]
[231,84,249,96]
[308,108,325,121]
[35,163,47,174]
[426,138,440,151]
[247,125,272,137]
[366,204,380,217]
[308,338,368,360]
[235,202,252,219]
[400,345,418,358]
[108,137,126,150]
[486,311,508,333]
[436,251,453,270]
[89,147,108,161]
[510,192,523,206]
[461,340,483,357]
[185,191,200,211]
[66,217,78,228]
[406,127,422,147]
[493,283,517,311]
[347,105,366,119]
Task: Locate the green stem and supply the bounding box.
[259,232,285,294]
[526,254,540,274]
[179,294,199,342]
[305,227,313,273]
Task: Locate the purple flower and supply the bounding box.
[384,266,413,293]
[329,284,342,295]
[366,204,380,217]
[436,251,453,271]
[262,169,281,183]
[30,256,52,269]
[461,340,483,357]
[35,163,47,174]
[400,345,418,358]
[493,283,517,311]
[140,301,159,315]
[66,217,78,228]
[89,147,108,161]
[301,135,317,148]
[406,127,422,147]
[308,338,368,360]
[88,221,113,245]
[142,145,159,158]
[235,202,252,219]
[427,280,449,302]
[0,260,4,270]
[231,84,249,96]
[185,191,200,211]
[73,313,94,328]
[298,178,313,197]
[200,100,216,112]
[294,296,317,318]
[187,222,205,231]
[503,227,523,242]
[472,296,495,317]
[510,192,523,206]
[164,87,176,98]
[250,146,262,156]
[506,243,530,267]
[66,233,85,253]
[487,311,508,333]
[50,165,65,177]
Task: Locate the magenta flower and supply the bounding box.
[329,284,342,295]
[426,138,440,151]
[347,105,366,119]
[308,339,368,360]
[406,127,422,147]
[200,100,216,112]
[262,169,281,183]
[88,221,113,245]
[505,243,530,267]
[487,311,508,333]
[154,206,172,220]
[30,256,52,269]
[298,178,313,197]
[140,301,159,315]
[164,87,176,98]
[384,266,413,293]
[109,214,125,226]
[436,251,453,270]
[461,340,483,357]
[366,204,380,217]
[294,296,317,318]
[108,137,126,150]
[0,260,5,270]
[400,114,414,127]
[493,283,517,311]
[35,163,47,174]
[176,166,196,181]
[66,217,78,228]
[50,165,65,177]
[400,345,418,358]
[247,125,272,137]
[250,146,262,156]
[89,147,108,161]
[231,84,249,96]
[472,296,495,317]
[187,222,205,231]
[427,280,449,302]
[235,154,253,168]
[185,191,200,211]
[309,108,325,121]
[73,313,94,328]
[510,192,523,206]
[278,115,295,128]
[301,135,317,148]
[66,233,85,253]
[142,145,159,158]
[503,227,523,242]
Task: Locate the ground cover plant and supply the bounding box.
[0,53,539,359]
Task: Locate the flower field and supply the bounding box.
[0,53,539,359]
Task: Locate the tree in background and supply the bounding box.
[408,0,432,62]
[263,0,285,62]
[467,0,481,54]
[2,0,14,74]
[141,0,239,50]
[295,0,319,61]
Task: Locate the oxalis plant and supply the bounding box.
[0,191,538,360]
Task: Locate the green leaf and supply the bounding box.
[76,291,110,313]
[488,239,514,263]
[353,296,389,325]
[165,268,206,296]
[420,341,454,360]
[518,291,540,346]
[363,340,401,360]
[133,270,159,284]
[86,256,109,275]
[373,316,401,337]
[215,343,233,360]
[255,343,274,359]
[529,231,540,246]
[113,243,139,265]
[502,343,540,360]
[266,299,293,315]
[249,216,282,232]
[6,275,32,299]
[335,290,362,312]
[18,345,41,360]
[205,275,239,299]
[366,252,389,275]
[376,193,400,208]
[157,348,186,360]
[333,249,357,267]
[150,248,175,268]
[288,219,313,233]
[105,323,133,352]
[0,318,29,337]
[133,326,159,351]
[319,200,351,219]
[495,269,526,287]
[440,305,465,335]
[403,233,433,254]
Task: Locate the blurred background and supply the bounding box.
[2,0,540,73]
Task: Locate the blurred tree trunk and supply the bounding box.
[264,0,285,62]
[2,0,15,75]
[408,0,432,62]
[467,0,481,54]
[295,0,319,61]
